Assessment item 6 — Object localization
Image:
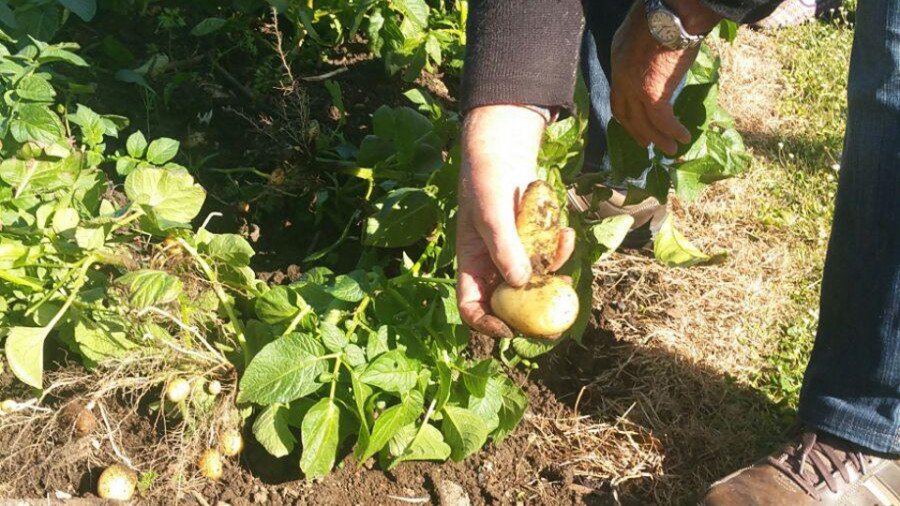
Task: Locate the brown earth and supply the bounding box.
[0,27,825,506]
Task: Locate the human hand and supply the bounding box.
[456,105,575,338]
[610,0,719,155]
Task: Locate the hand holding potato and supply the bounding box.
[457,105,576,338]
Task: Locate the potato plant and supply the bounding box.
[0,0,750,485]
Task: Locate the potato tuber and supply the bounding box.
[97,464,137,501]
[490,180,579,339]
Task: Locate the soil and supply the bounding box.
[0,27,798,506]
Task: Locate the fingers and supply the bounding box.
[615,97,684,156]
[457,270,513,338]
[548,227,576,272]
[475,208,532,287]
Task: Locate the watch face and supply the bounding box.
[648,10,681,45]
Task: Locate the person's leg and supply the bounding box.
[702,4,899,503]
[796,0,900,455]
[580,0,632,175]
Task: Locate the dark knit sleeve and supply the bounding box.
[460,0,585,114]
[698,0,783,23]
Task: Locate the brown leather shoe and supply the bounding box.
[566,186,668,248]
[701,431,900,505]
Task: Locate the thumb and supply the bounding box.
[476,213,532,287]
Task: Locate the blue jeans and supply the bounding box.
[581,1,900,453]
[796,0,900,454]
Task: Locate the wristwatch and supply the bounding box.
[644,0,706,50]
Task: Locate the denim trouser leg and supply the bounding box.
[580,0,633,175]
[797,0,900,454]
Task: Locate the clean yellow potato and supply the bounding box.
[97,464,137,501]
[490,275,578,338]
[516,180,560,274]
[220,429,244,457]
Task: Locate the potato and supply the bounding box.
[198,449,224,481]
[165,378,190,403]
[207,380,222,396]
[490,275,578,338]
[219,429,244,457]
[517,181,561,274]
[97,464,137,501]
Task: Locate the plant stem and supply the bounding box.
[0,269,43,290]
[282,306,312,337]
[177,238,250,366]
[328,356,342,400]
[345,296,371,337]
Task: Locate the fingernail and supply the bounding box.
[507,264,530,286]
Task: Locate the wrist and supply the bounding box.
[462,105,545,174]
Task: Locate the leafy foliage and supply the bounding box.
[0,1,750,482]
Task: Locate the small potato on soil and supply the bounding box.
[199,449,224,480]
[97,464,137,501]
[165,378,191,403]
[491,275,578,338]
[220,429,244,457]
[0,399,16,415]
[207,380,222,396]
[61,401,97,435]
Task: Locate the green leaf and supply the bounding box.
[11,104,65,143]
[320,321,348,352]
[441,406,488,461]
[191,17,227,36]
[512,337,559,358]
[388,423,450,465]
[255,286,309,325]
[717,20,738,42]
[653,217,711,268]
[37,45,88,67]
[360,389,423,462]
[461,359,497,398]
[588,215,635,263]
[145,138,180,165]
[366,325,390,360]
[360,350,419,393]
[116,270,182,309]
[126,131,147,158]
[467,375,503,432]
[643,165,671,205]
[364,188,439,248]
[74,226,105,250]
[51,207,79,233]
[673,83,717,157]
[325,271,367,302]
[5,326,51,388]
[300,398,341,478]
[607,119,649,182]
[253,404,296,458]
[16,75,55,102]
[56,0,96,21]
[208,234,255,266]
[343,344,366,367]
[395,0,429,31]
[237,333,328,405]
[125,167,205,224]
[494,377,528,442]
[66,316,136,367]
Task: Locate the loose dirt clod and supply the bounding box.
[435,480,471,506]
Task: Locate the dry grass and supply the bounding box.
[524,28,836,504]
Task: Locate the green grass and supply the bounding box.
[749,14,855,411]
